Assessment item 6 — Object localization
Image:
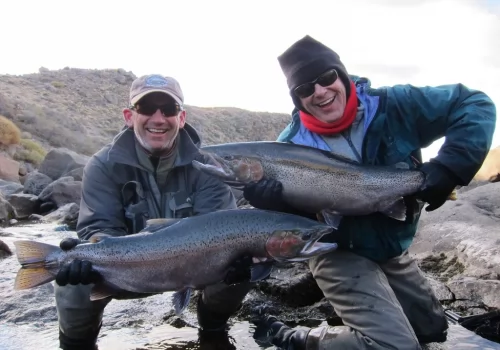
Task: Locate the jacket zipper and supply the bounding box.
[341,128,363,164]
[341,126,361,249]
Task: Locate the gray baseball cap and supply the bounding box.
[129,74,184,106]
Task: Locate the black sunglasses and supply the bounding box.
[131,103,183,117]
[293,69,339,98]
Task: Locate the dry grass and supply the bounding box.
[0,115,21,147]
[13,138,47,165]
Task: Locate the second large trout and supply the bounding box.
[192,141,444,227]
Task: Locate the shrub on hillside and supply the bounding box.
[0,115,21,147]
[13,138,47,166]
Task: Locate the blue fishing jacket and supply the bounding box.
[277,75,496,262]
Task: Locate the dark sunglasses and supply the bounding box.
[131,103,182,117]
[293,69,339,98]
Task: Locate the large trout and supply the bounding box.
[192,141,453,227]
[13,209,336,315]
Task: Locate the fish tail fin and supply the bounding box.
[15,267,55,290]
[13,240,59,290]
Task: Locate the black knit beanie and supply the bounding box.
[277,35,351,111]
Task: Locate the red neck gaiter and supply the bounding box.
[299,81,358,135]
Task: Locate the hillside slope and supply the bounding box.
[0,67,292,155]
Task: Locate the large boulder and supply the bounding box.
[23,171,53,196]
[42,202,80,229]
[0,238,12,258]
[0,153,19,183]
[38,148,89,181]
[6,193,39,219]
[38,177,82,208]
[0,179,23,197]
[0,193,16,222]
[411,181,500,310]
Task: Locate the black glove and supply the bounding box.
[223,255,253,285]
[55,237,102,286]
[243,178,288,212]
[416,161,460,212]
[243,179,317,222]
[253,314,309,350]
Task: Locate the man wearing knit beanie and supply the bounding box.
[242,35,496,349]
[278,35,352,112]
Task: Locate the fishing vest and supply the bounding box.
[121,166,194,234]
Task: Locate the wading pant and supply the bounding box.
[303,250,448,350]
[54,281,254,346]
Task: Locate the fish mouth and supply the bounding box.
[192,150,264,189]
[192,152,242,186]
[293,226,337,261]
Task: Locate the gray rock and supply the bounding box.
[0,194,16,222]
[38,148,89,181]
[0,238,12,258]
[411,182,500,311]
[61,167,83,181]
[6,193,39,219]
[23,171,53,196]
[42,203,79,228]
[0,180,23,197]
[38,177,81,208]
[28,214,44,221]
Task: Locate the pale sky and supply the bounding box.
[1,0,499,161]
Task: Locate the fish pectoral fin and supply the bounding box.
[394,162,410,170]
[319,210,343,229]
[380,197,407,221]
[90,283,119,301]
[144,218,182,232]
[250,262,273,282]
[172,288,192,316]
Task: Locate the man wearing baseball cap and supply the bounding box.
[52,74,253,350]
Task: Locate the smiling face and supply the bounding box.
[299,75,347,123]
[123,92,186,154]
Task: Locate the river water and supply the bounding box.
[1,223,500,350]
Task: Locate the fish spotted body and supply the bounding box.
[192,141,442,227]
[13,209,336,315]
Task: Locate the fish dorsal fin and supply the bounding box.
[316,148,362,166]
[144,218,182,233]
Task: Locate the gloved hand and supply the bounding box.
[223,255,253,285]
[243,178,288,212]
[416,161,461,212]
[253,314,309,350]
[55,237,102,286]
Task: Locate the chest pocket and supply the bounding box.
[122,180,149,234]
[168,191,194,218]
[167,167,194,219]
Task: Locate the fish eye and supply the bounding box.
[302,232,312,240]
